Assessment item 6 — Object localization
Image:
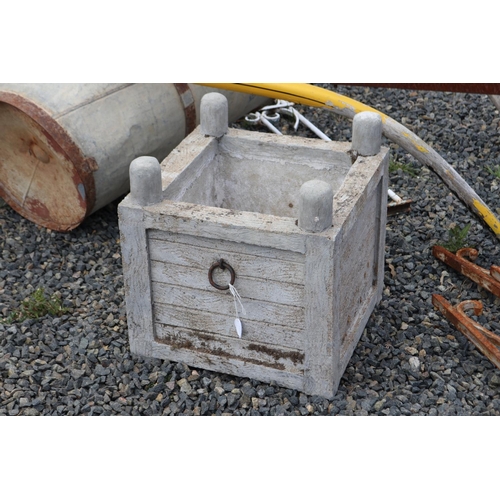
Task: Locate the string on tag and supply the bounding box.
[228,283,246,338]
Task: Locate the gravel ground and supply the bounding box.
[1,84,500,416]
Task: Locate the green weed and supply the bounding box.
[485,165,500,179]
[2,287,68,324]
[389,159,417,177]
[439,223,472,253]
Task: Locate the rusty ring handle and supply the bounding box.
[208,259,236,290]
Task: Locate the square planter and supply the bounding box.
[118,93,389,397]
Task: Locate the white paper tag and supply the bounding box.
[234,318,243,338]
[229,284,246,338]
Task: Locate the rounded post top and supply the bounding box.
[352,111,382,156]
[200,93,228,138]
[129,156,162,206]
[298,179,333,233]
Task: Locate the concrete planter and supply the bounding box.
[118,94,389,398]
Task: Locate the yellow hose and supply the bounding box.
[198,83,500,239]
[199,83,386,121]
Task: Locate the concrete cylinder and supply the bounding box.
[298,179,333,233]
[352,111,382,156]
[0,84,270,231]
[129,157,162,206]
[200,93,228,137]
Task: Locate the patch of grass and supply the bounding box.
[439,223,472,253]
[485,165,500,178]
[389,159,418,177]
[1,287,68,324]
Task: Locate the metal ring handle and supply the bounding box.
[208,259,236,290]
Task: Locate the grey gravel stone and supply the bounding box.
[409,357,421,372]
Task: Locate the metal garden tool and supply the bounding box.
[432,245,500,369]
[432,246,500,297]
[432,294,500,370]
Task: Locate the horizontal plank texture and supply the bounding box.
[148,230,306,364]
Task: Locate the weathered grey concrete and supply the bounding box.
[158,126,352,219]
[129,157,162,206]
[200,93,228,138]
[352,111,382,156]
[298,179,333,232]
[118,93,390,398]
[215,133,351,218]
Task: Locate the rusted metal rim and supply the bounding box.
[0,91,97,231]
[208,259,236,291]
